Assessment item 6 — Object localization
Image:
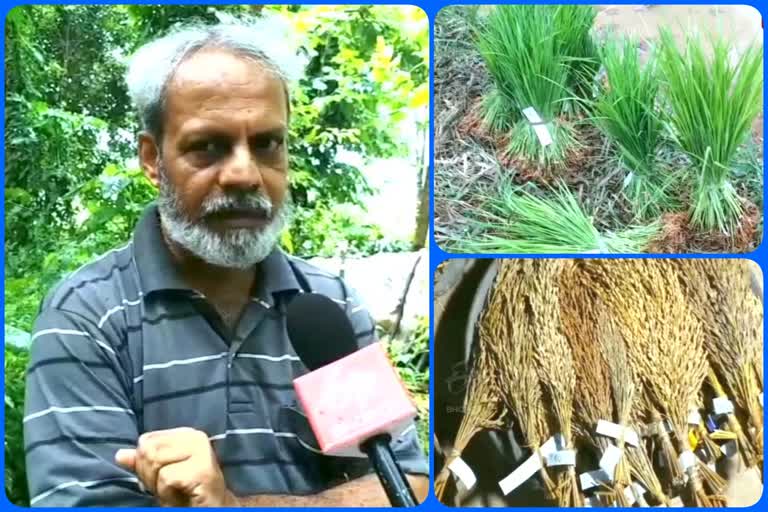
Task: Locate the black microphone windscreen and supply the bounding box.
[286,292,360,370]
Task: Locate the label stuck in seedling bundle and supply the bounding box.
[521,106,553,147]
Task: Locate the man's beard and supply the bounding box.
[156,168,290,269]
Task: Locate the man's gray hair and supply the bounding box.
[126,15,304,140]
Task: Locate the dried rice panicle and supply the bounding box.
[585,260,715,506]
[435,275,508,500]
[490,260,557,499]
[678,260,762,467]
[529,260,581,507]
[560,262,633,505]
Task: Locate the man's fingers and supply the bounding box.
[115,448,137,470]
[156,460,194,507]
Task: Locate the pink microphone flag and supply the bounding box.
[293,342,418,457]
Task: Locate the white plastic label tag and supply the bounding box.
[448,456,477,491]
[522,107,544,124]
[624,485,637,506]
[720,440,738,458]
[532,124,553,146]
[687,409,702,426]
[546,450,576,467]
[599,444,623,479]
[521,106,553,146]
[596,419,640,447]
[584,495,602,507]
[712,397,735,416]
[498,452,542,496]
[678,450,697,471]
[579,469,611,490]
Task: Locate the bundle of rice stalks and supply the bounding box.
[485,260,556,500]
[529,260,581,507]
[586,260,719,506]
[677,259,763,468]
[450,181,660,254]
[658,29,763,233]
[593,36,675,218]
[560,264,634,505]
[475,5,596,168]
[434,321,507,500]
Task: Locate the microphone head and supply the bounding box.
[286,292,360,370]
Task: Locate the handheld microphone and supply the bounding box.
[286,293,419,507]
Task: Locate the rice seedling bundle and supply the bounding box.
[593,36,674,218]
[658,29,763,233]
[475,5,596,167]
[452,181,660,254]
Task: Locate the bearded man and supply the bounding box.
[23,19,428,507]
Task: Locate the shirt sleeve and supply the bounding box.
[24,307,155,507]
[339,286,429,477]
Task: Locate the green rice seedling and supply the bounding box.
[593,36,675,218]
[447,180,660,254]
[554,4,599,103]
[658,28,763,233]
[475,5,597,167]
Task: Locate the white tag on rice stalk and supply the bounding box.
[521,106,553,147]
[448,456,477,491]
[499,434,559,495]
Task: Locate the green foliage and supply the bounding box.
[447,180,660,254]
[5,346,30,506]
[383,317,429,454]
[5,4,426,334]
[593,37,675,218]
[475,5,596,165]
[658,29,763,232]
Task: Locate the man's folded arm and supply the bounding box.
[24,308,154,507]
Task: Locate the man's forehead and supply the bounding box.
[163,48,288,128]
[170,48,277,88]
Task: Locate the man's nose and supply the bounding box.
[218,142,263,190]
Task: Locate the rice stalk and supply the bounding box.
[560,263,631,504]
[482,260,557,499]
[434,321,507,500]
[677,259,762,467]
[529,260,581,507]
[584,260,713,506]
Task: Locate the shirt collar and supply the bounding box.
[132,203,301,302]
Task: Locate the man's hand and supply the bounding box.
[115,427,238,507]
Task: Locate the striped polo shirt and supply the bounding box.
[23,204,427,507]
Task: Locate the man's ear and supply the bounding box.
[138,132,161,188]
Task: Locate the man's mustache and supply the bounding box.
[200,194,274,219]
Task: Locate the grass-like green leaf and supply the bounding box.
[592,36,676,218]
[444,180,660,254]
[658,28,763,232]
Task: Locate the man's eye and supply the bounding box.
[252,136,284,153]
[190,140,226,155]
